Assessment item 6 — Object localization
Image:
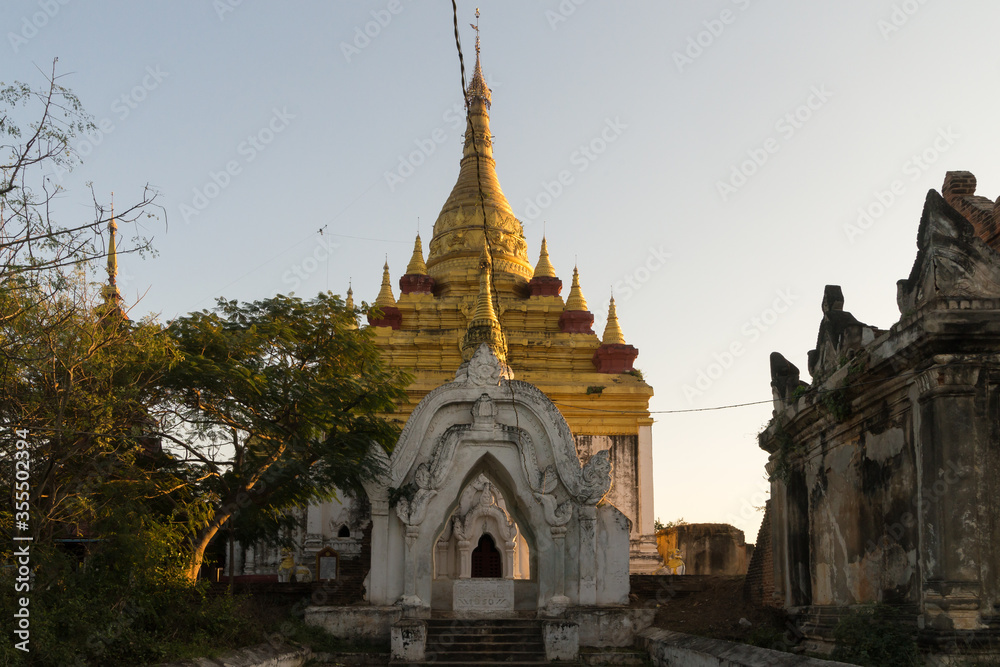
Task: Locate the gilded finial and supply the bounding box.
[601,296,626,345]
[345,282,358,329]
[107,192,118,288]
[405,233,428,275]
[471,8,481,56]
[565,265,589,312]
[98,192,126,322]
[532,236,557,279]
[461,238,506,363]
[465,9,490,108]
[375,261,397,307]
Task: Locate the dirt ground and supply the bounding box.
[648,576,795,649]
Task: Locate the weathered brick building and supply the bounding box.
[757,172,1000,658]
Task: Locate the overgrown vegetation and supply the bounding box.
[765,421,798,483]
[654,517,687,532]
[0,66,408,664]
[830,603,920,666]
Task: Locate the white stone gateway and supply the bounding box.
[361,344,631,618]
[307,345,646,659]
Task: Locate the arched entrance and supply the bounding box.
[363,345,631,618]
[472,535,501,578]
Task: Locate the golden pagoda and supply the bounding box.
[365,28,659,569]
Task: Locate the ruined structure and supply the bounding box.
[757,172,1000,658]
[655,523,753,576]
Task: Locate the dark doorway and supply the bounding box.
[471,534,502,578]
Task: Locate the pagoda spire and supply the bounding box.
[565,265,589,312]
[559,264,594,333]
[344,282,357,330]
[375,260,396,308]
[99,196,126,322]
[601,296,626,345]
[593,293,638,373]
[461,241,507,363]
[528,234,562,296]
[426,13,533,295]
[405,233,428,275]
[532,236,557,279]
[400,232,436,294]
[368,261,402,329]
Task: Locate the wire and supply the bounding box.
[552,366,923,416]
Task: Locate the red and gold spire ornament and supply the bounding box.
[593,295,638,373]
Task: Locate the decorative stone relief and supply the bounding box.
[453,578,515,615]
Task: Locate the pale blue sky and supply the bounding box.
[5,0,999,539]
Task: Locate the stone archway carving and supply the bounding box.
[363,344,631,617]
[444,474,520,580]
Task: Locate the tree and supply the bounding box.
[0,273,181,545]
[157,293,409,580]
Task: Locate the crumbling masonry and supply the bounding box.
[756,172,1000,657]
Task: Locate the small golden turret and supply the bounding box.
[375,261,397,308]
[601,296,626,345]
[565,266,589,312]
[406,234,428,275]
[98,197,127,322]
[532,237,557,279]
[344,283,357,330]
[461,242,507,363]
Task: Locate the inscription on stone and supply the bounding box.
[319,555,338,581]
[453,578,514,615]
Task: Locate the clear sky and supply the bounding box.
[5,0,999,541]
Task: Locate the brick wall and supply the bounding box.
[743,500,777,607]
[942,171,1000,250]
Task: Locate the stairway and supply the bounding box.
[395,617,564,666]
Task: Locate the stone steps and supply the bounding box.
[579,648,652,666]
[396,617,556,666]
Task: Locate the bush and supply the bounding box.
[830,603,920,666]
[0,510,265,666]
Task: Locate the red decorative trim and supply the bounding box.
[399,274,435,295]
[559,309,594,334]
[367,306,402,329]
[593,343,639,373]
[529,276,562,297]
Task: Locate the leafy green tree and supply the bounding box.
[0,273,181,545]
[157,292,409,580]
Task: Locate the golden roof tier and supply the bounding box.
[425,42,533,298]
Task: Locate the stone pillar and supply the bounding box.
[766,462,790,609]
[368,499,390,604]
[403,525,419,597]
[543,620,579,661]
[915,365,983,630]
[306,504,323,536]
[637,422,655,537]
[435,540,450,578]
[391,619,427,662]
[578,505,597,605]
[553,527,566,598]
[457,539,472,579]
[504,539,516,579]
